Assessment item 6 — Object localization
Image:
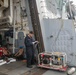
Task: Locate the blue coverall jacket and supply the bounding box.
[24,35,35,66]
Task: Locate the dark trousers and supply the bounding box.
[26,47,35,66]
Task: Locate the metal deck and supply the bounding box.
[0,61,46,75]
[0,61,30,75]
[43,70,76,75]
[0,61,76,75]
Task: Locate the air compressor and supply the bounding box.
[38,52,67,71]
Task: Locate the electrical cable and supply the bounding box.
[51,19,64,52]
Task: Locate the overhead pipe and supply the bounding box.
[0,0,13,26]
[10,0,13,24]
[0,10,3,18]
[0,16,12,25]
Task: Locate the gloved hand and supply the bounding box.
[32,41,39,44]
[35,41,39,43]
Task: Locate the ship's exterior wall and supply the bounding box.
[13,0,33,49]
[0,0,33,49]
[35,0,76,66]
[42,19,76,66]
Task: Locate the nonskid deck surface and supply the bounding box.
[43,69,76,75]
[0,61,29,75]
[0,61,76,75]
[0,61,46,75]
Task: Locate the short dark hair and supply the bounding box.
[29,31,34,34]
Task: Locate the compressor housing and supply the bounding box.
[38,52,67,71]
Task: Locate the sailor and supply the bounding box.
[24,31,38,68]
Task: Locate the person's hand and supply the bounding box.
[35,41,39,44]
[32,42,35,44]
[32,41,39,44]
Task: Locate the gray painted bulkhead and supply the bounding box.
[35,0,76,66]
[42,19,76,66]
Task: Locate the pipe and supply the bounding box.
[68,0,73,18]
[10,0,13,24]
[13,2,16,54]
[0,0,9,18]
[0,10,3,18]
[0,0,13,26]
[0,16,12,25]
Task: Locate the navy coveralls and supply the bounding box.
[24,35,35,66]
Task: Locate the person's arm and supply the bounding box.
[30,37,39,45]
